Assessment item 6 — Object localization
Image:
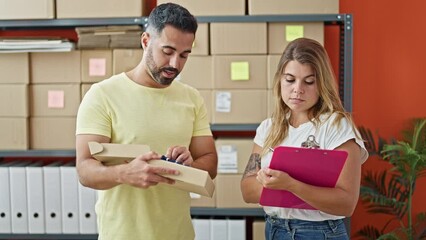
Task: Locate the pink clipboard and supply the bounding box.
[259,146,348,210]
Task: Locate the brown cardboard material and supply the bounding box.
[178,56,213,89]
[212,90,267,124]
[81,84,93,100]
[30,84,81,117]
[31,51,81,83]
[210,23,267,55]
[248,0,339,15]
[112,49,143,75]
[0,53,29,84]
[56,0,147,18]
[81,50,113,83]
[0,118,28,150]
[267,55,280,89]
[88,142,215,197]
[215,138,253,174]
[198,90,212,123]
[0,85,28,117]
[157,0,245,16]
[213,55,267,89]
[252,221,266,240]
[30,117,76,149]
[0,0,54,20]
[88,142,151,166]
[268,22,324,54]
[216,174,261,208]
[190,181,216,207]
[191,23,209,56]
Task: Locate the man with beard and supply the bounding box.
[75,3,217,240]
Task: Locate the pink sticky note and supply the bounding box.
[89,58,106,76]
[47,90,65,108]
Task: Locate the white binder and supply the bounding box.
[78,182,97,234]
[210,219,228,240]
[9,161,31,233]
[193,218,211,240]
[26,161,45,233]
[227,219,246,240]
[43,161,63,233]
[0,161,17,233]
[60,162,79,233]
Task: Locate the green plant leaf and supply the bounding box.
[360,171,409,218]
[358,118,426,240]
[353,225,383,240]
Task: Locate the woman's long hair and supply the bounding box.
[262,38,359,155]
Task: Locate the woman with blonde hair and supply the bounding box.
[241,38,368,239]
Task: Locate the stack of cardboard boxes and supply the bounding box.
[0,53,29,150]
[0,0,339,239]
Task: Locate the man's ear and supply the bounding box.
[141,32,150,50]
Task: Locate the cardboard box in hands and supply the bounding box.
[88,142,215,197]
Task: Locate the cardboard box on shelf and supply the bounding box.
[198,90,212,123]
[112,49,143,75]
[215,138,253,174]
[210,22,267,55]
[30,84,81,117]
[191,23,209,56]
[212,55,267,89]
[178,56,213,89]
[0,118,28,150]
[268,22,324,54]
[215,174,260,208]
[0,53,29,84]
[212,89,267,124]
[56,0,147,19]
[0,85,28,117]
[31,51,81,84]
[88,142,215,197]
[30,117,76,150]
[81,50,113,83]
[0,0,54,20]
[248,0,339,15]
[157,0,245,16]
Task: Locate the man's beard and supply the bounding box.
[146,48,179,86]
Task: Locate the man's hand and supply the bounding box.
[118,151,180,189]
[165,146,193,166]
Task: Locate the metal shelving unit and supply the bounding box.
[0,14,352,239]
[0,14,353,110]
[0,149,75,158]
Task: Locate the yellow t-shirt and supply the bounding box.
[76,73,212,240]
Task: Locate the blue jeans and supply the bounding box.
[265,215,349,240]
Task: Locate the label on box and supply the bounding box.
[218,145,238,173]
[216,91,231,113]
[230,61,250,81]
[89,58,106,76]
[286,25,304,41]
[47,90,65,108]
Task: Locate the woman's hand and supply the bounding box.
[256,168,295,191]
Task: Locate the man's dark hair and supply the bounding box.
[146,3,198,35]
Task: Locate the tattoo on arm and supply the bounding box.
[242,153,261,179]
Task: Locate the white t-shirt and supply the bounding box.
[254,113,368,221]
